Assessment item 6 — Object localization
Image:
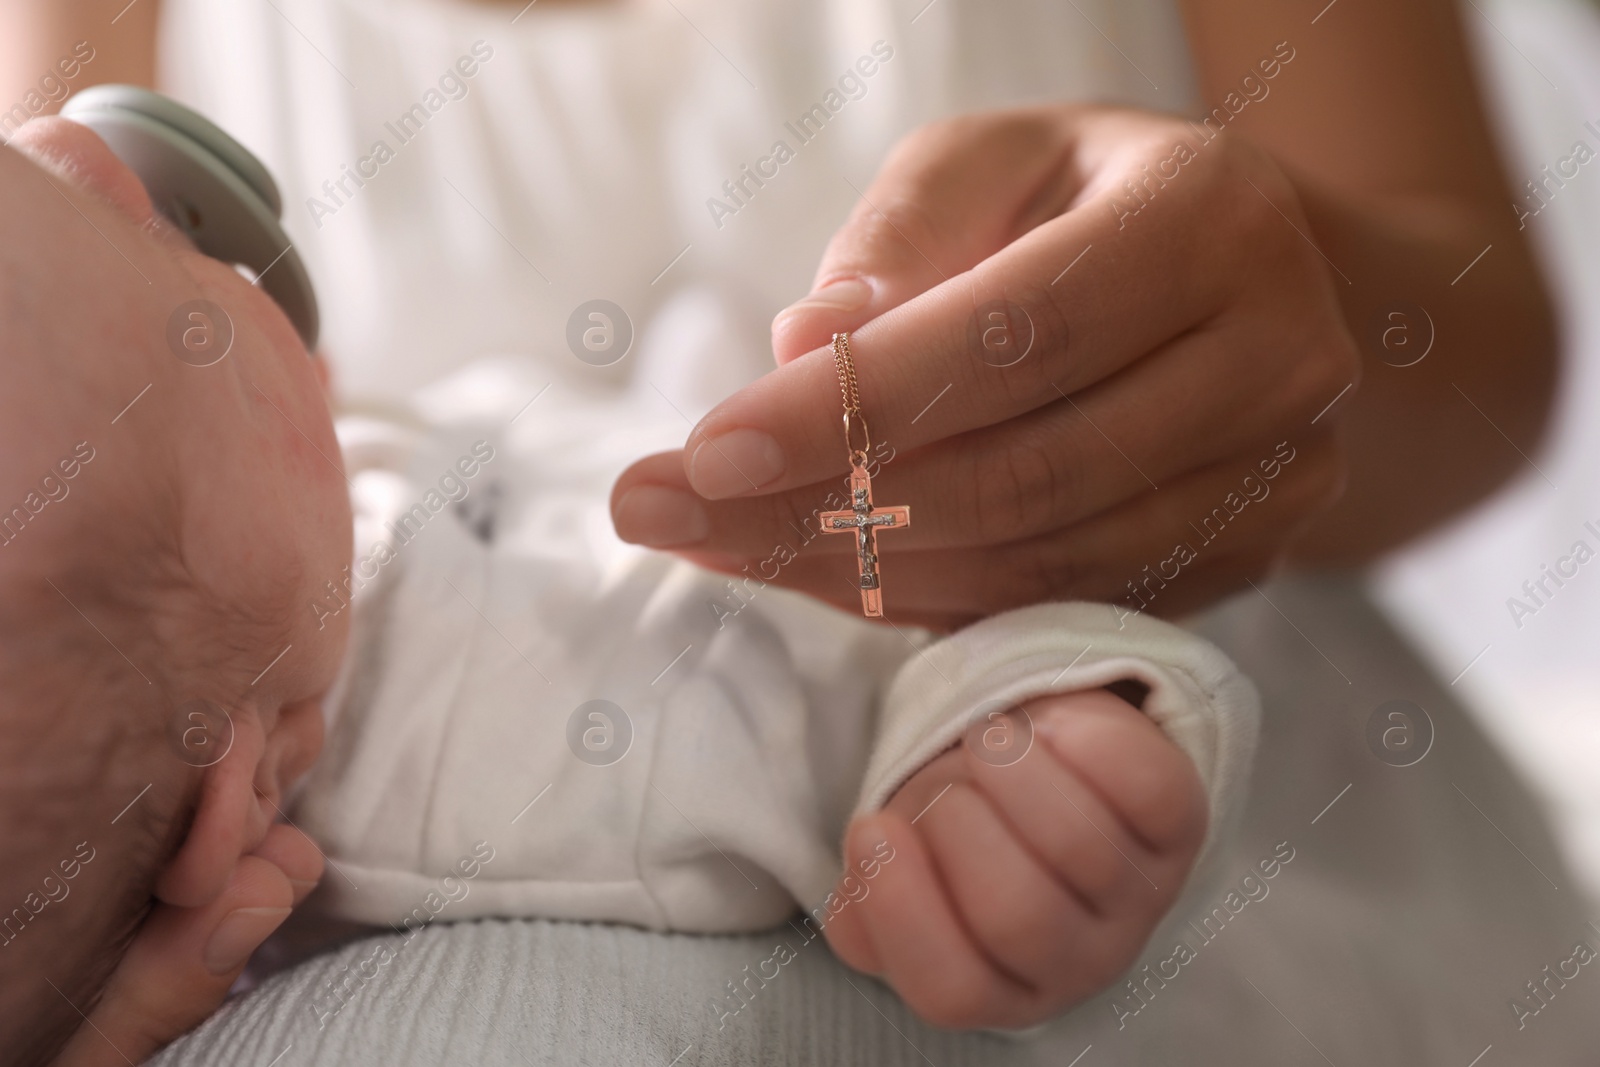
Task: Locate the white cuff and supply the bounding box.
[856,603,1261,861]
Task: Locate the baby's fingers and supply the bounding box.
[817,868,881,976]
[833,812,1028,1030]
[912,782,1121,1005]
[1028,690,1209,854]
[968,691,1204,917]
[250,821,325,905]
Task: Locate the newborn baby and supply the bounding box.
[0,119,1255,1065]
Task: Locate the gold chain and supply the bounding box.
[832,332,861,415]
[832,332,871,465]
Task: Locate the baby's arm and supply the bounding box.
[824,687,1205,1030]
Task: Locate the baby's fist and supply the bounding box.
[823,688,1206,1030]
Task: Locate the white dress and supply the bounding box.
[159,0,1194,413]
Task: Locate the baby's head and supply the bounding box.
[0,119,352,1063]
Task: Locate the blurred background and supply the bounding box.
[1375,0,1600,907]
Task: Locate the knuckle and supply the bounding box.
[893,108,1058,174]
[1213,137,1288,219]
[1055,702,1207,851]
[834,193,948,276]
[1205,142,1313,265]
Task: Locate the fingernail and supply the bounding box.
[688,429,785,500]
[204,907,291,975]
[288,878,320,898]
[613,486,711,546]
[777,278,872,319]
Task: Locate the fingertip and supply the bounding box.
[197,854,295,976]
[252,822,325,901]
[613,485,711,547]
[611,450,689,505]
[226,852,298,912]
[846,811,890,857]
[771,278,875,364]
[847,810,917,878]
[610,452,714,547]
[820,896,881,975]
[202,906,291,977]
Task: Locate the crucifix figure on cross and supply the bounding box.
[821,460,910,618]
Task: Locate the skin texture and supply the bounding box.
[0,119,351,1066]
[823,689,1206,1030]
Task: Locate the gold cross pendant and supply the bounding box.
[821,460,910,618]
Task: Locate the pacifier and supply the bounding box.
[61,84,320,349]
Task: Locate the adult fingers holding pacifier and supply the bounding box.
[613,106,1358,628]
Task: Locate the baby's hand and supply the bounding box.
[823,688,1206,1030]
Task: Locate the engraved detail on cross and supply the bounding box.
[820,462,910,618]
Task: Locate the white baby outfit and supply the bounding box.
[295,355,1260,933]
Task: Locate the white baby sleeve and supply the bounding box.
[855,603,1261,861]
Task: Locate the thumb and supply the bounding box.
[769,110,1078,364]
[50,824,322,1067]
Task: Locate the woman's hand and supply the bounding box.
[51,824,322,1067]
[612,106,1359,629]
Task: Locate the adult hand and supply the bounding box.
[51,825,323,1067]
[612,106,1359,629]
